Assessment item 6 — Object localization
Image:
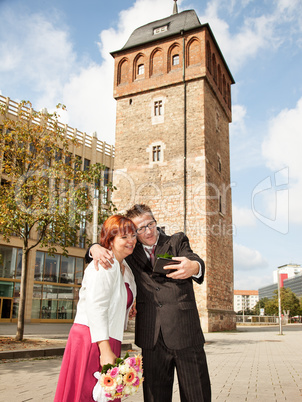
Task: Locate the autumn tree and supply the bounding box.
[0,101,114,340]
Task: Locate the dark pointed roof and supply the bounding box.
[111,9,235,83]
[120,10,201,51]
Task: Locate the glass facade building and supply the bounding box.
[0,245,84,322]
[0,95,115,324]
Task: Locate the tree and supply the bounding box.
[254,288,300,317]
[0,101,114,340]
[253,297,269,315]
[279,287,300,316]
[237,308,255,316]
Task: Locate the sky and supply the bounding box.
[1,0,302,291]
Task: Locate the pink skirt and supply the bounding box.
[54,324,121,402]
[54,284,133,402]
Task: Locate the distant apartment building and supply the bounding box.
[259,264,302,300]
[234,290,259,313]
[0,95,114,323]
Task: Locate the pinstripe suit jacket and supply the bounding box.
[125,230,205,350]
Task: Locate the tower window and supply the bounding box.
[172,55,179,66]
[219,195,223,213]
[218,155,222,173]
[138,64,144,75]
[152,145,161,162]
[154,25,168,35]
[154,100,163,116]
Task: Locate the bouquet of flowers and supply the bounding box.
[93,353,143,402]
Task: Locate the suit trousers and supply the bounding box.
[142,330,211,402]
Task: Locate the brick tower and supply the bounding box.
[110,5,236,331]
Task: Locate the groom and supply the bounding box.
[85,204,211,402]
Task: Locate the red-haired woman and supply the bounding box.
[54,215,137,402]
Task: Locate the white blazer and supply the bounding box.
[74,257,134,343]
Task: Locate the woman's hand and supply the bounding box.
[129,301,137,319]
[90,244,114,271]
[98,340,117,367]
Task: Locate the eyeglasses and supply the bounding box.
[136,220,157,235]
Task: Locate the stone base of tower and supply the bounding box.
[199,308,236,332]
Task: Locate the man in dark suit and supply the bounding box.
[86,204,211,402]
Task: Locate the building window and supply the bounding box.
[218,155,222,173]
[154,25,168,35]
[219,194,224,215]
[152,145,161,162]
[83,158,90,171]
[74,156,82,172]
[172,54,179,66]
[102,167,110,204]
[138,64,144,75]
[154,100,163,116]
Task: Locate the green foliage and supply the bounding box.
[253,288,300,317]
[156,253,173,259]
[237,308,256,316]
[0,101,113,253]
[0,100,115,339]
[253,297,269,315]
[101,352,130,374]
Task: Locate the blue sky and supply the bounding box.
[1,0,302,291]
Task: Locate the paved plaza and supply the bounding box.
[0,324,301,401]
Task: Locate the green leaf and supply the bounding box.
[156,253,173,259]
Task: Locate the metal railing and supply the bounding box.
[236,315,285,325]
[0,95,115,158]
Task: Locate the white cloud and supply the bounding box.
[262,97,302,223]
[0,10,76,106]
[197,0,302,72]
[230,104,247,137]
[234,243,268,271]
[234,271,272,291]
[232,205,256,228]
[0,0,181,144]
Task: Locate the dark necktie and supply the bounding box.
[145,245,156,267]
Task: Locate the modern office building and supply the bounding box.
[0,95,114,323]
[272,264,302,285]
[259,264,302,299]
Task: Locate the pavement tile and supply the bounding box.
[1,324,302,401]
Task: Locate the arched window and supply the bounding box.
[223,75,226,100]
[150,48,164,76]
[206,41,211,73]
[168,43,181,72]
[227,84,231,109]
[117,58,129,85]
[134,53,145,80]
[187,38,201,66]
[217,65,222,93]
[212,54,217,83]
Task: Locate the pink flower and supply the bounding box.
[133,377,140,387]
[110,367,120,378]
[116,384,124,392]
[126,357,136,367]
